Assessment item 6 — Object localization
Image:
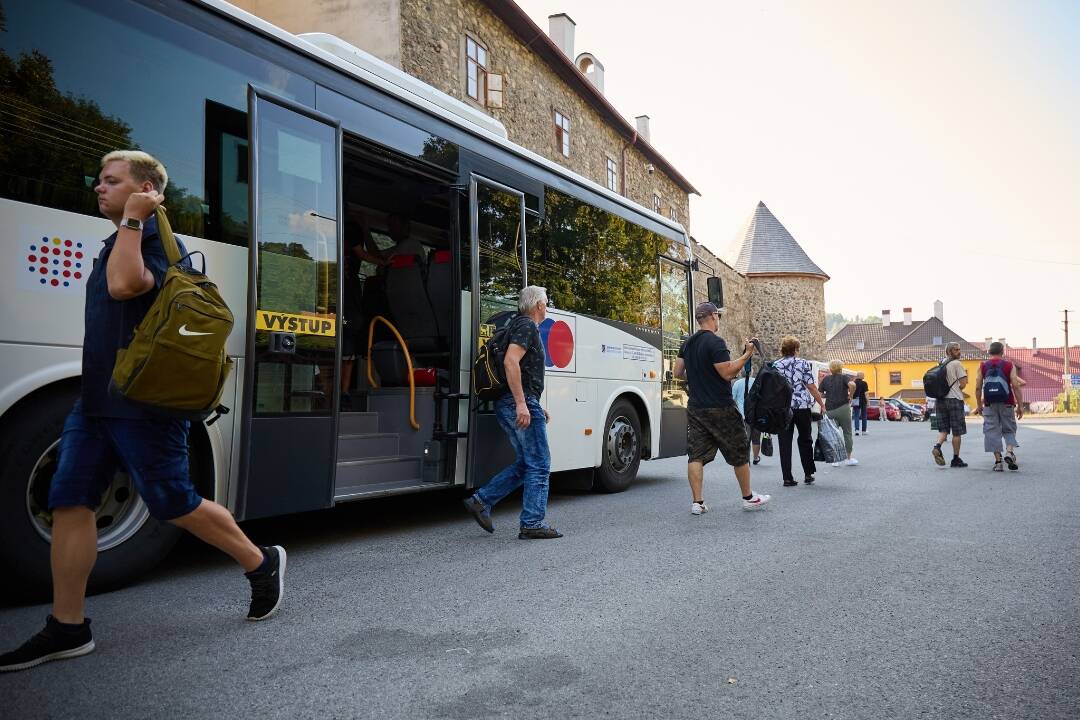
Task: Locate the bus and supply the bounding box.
[0,0,702,594]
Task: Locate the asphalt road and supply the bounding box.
[2,417,1078,719]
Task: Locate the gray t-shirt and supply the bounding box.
[944,359,967,401]
[819,374,852,411]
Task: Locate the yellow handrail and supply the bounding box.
[366,315,419,430]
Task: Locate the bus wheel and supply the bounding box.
[596,399,641,493]
[0,389,183,601]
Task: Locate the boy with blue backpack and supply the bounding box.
[974,341,1024,471]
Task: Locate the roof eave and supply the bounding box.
[479,0,700,196]
[743,271,830,281]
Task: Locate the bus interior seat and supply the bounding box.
[426,249,452,342]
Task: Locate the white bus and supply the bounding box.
[0,0,704,594]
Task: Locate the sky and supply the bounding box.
[517,0,1080,348]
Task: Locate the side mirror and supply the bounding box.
[707,276,723,308]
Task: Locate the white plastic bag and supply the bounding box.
[818,415,847,463]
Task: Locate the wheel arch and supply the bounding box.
[594,387,653,467]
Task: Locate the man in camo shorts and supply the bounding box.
[673,302,771,515]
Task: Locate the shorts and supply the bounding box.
[342,320,365,360]
[744,422,761,445]
[48,402,200,521]
[687,405,750,467]
[935,398,967,436]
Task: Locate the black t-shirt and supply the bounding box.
[853,378,869,404]
[505,317,545,399]
[82,216,187,418]
[677,331,734,409]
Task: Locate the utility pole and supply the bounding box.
[1065,309,1072,413]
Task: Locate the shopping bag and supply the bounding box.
[817,415,846,464]
[760,434,774,457]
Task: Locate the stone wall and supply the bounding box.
[747,275,826,362]
[399,0,691,226]
[691,240,751,345]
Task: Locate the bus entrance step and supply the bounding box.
[339,412,379,435]
[337,433,400,460]
[335,455,423,491]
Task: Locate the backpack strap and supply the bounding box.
[154,206,183,266]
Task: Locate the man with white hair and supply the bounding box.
[463,286,562,539]
[1,151,285,673]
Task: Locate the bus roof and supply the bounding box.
[197,0,689,241]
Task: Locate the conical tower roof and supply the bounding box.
[724,201,828,279]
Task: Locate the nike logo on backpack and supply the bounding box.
[178,324,213,336]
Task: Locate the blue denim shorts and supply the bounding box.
[48,402,200,521]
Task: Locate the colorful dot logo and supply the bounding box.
[539,318,574,369]
[28,236,86,289]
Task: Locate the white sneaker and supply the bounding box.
[741,493,770,511]
[690,502,709,515]
[831,461,842,467]
[844,458,859,466]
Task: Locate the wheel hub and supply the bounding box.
[606,416,638,474]
[25,439,150,551]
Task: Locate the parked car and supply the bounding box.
[885,398,923,421]
[866,398,901,421]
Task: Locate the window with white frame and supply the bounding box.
[653,193,661,214]
[466,36,488,103]
[606,157,618,192]
[554,111,570,157]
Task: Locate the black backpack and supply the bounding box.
[744,352,794,434]
[473,313,526,401]
[923,359,955,400]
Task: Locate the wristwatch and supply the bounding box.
[121,217,144,232]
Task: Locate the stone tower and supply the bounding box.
[724,202,829,361]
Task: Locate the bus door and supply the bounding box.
[238,88,342,520]
[464,175,528,486]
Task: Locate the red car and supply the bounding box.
[866,398,900,421]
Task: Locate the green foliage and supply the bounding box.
[1055,389,1080,413]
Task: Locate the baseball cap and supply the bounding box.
[695,301,720,319]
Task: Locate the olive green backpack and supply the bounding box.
[111,207,234,421]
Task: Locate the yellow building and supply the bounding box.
[826,305,985,408]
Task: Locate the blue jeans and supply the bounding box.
[475,394,551,529]
[853,403,868,432]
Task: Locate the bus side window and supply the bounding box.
[205,101,250,248]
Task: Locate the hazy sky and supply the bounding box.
[518,0,1080,348]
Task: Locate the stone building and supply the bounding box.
[723,202,829,361]
[232,0,698,224]
[690,240,752,346]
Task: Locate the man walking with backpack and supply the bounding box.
[672,302,770,514]
[0,151,285,673]
[463,286,562,538]
[931,341,970,468]
[974,341,1024,471]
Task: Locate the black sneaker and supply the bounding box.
[462,495,494,533]
[518,526,563,539]
[752,457,761,465]
[245,545,286,621]
[804,475,816,485]
[0,616,94,672]
[950,457,968,468]
[782,480,798,487]
[1005,453,1018,471]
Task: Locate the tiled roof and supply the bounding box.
[1000,346,1080,404]
[826,317,985,364]
[723,202,828,278]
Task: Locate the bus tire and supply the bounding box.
[595,399,641,493]
[0,388,183,602]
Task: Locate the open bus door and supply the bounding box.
[463,175,528,487]
[237,88,342,520]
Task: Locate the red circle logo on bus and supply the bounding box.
[540,318,574,369]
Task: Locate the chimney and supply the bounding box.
[882,310,891,327]
[1033,337,1038,355]
[985,337,993,348]
[548,14,576,59]
[635,115,651,142]
[576,53,605,93]
[998,337,1006,352]
[933,299,943,321]
[903,307,912,326]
